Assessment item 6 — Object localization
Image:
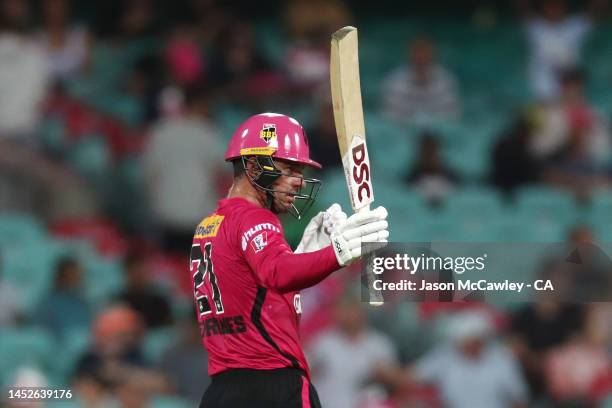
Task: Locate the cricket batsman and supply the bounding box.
[191,113,388,407]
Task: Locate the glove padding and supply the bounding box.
[331,206,389,266]
[295,203,348,254]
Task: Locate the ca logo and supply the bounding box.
[293,294,302,314]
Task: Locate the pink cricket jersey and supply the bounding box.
[190,197,339,378]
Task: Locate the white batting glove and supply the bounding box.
[331,206,389,266]
[295,203,348,254]
[323,203,348,235]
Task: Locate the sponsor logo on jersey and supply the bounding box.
[293,294,302,314]
[250,232,268,252]
[260,123,276,143]
[241,222,280,251]
[194,214,225,238]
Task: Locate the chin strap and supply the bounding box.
[266,190,276,211]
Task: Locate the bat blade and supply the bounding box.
[330,26,383,306]
[330,26,374,213]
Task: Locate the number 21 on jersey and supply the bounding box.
[190,242,224,316]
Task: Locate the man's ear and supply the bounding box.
[244,157,262,180]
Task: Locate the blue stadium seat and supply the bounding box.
[82,257,124,306]
[143,328,180,365]
[1,241,73,316]
[587,191,612,243]
[384,190,431,242]
[589,190,612,222]
[444,139,491,180]
[53,327,91,385]
[65,76,106,101]
[515,186,579,225]
[0,328,57,388]
[319,170,352,210]
[446,187,504,218]
[409,210,464,242]
[94,94,143,126]
[491,211,566,243]
[69,135,111,178]
[0,213,47,245]
[151,396,191,408]
[214,105,251,142]
[39,116,68,154]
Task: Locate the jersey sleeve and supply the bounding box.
[239,208,340,293]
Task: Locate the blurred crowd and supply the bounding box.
[1,0,612,407]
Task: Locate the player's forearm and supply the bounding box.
[260,245,340,293]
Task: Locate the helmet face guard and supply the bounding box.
[242,156,321,219]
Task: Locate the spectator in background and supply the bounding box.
[36,256,92,339]
[534,69,612,198]
[381,37,460,125]
[284,0,350,42]
[128,53,164,123]
[568,224,594,244]
[116,252,172,329]
[491,116,541,192]
[157,21,205,119]
[186,0,229,48]
[308,102,341,170]
[510,260,584,398]
[164,24,204,88]
[93,0,158,43]
[36,0,91,84]
[544,303,611,405]
[308,293,401,408]
[118,0,157,40]
[144,85,224,255]
[207,22,283,108]
[73,306,170,403]
[283,0,350,98]
[561,224,612,301]
[405,132,459,204]
[0,0,50,139]
[518,0,606,101]
[160,309,210,405]
[284,25,330,98]
[410,310,528,408]
[6,366,49,408]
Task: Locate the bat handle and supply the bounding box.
[357,204,384,307]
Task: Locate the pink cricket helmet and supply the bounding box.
[224,113,322,169]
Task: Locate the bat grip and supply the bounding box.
[357,204,384,306]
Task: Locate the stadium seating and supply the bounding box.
[53,327,91,384]
[68,135,112,178]
[2,241,68,316]
[0,328,57,388]
[143,328,180,364]
[151,396,191,408]
[587,190,612,243]
[0,213,48,246]
[39,116,69,155]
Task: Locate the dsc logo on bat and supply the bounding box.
[344,135,373,210]
[352,142,371,201]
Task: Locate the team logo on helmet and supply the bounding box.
[260,124,276,143]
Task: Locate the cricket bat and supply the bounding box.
[330,26,383,306]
